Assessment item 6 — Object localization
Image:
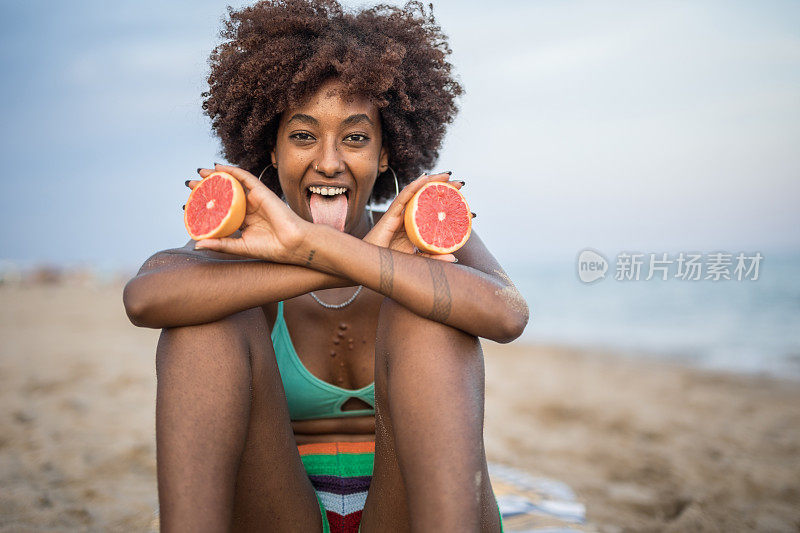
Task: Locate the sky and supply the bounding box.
[1,0,798,272]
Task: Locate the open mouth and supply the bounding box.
[306,185,350,198]
[306,185,351,232]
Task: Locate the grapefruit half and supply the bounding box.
[404,181,472,254]
[184,171,246,240]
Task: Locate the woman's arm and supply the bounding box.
[122,241,352,329]
[293,225,529,343]
[123,170,456,329]
[196,164,530,343]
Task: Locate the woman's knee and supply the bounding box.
[377,296,477,339]
[376,297,481,367]
[155,308,267,375]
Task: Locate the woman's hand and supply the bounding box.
[190,164,312,264]
[364,172,462,263]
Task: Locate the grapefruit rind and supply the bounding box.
[404,181,472,255]
[184,171,246,240]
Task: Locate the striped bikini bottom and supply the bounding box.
[298,441,374,533]
[297,441,504,533]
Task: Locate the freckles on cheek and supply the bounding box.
[355,153,381,175]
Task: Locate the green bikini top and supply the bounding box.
[271,301,376,421]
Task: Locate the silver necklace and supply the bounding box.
[308,207,373,309]
[309,285,363,309]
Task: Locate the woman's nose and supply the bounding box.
[315,138,346,177]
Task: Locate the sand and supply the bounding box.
[1,283,799,532]
[483,343,800,532]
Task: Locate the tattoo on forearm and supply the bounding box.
[305,249,316,267]
[426,260,452,321]
[379,249,394,296]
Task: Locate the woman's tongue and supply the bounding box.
[309,192,348,232]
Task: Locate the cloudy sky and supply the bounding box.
[1,0,798,271]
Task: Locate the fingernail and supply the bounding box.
[458,180,465,186]
[185,180,191,187]
[214,162,220,167]
[446,171,452,175]
[182,204,185,211]
[471,212,477,218]
[196,168,202,175]
[453,258,459,263]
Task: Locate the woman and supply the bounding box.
[124,0,528,531]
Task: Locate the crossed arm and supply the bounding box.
[123,165,529,343]
[289,224,528,341]
[123,243,351,328]
[124,230,528,343]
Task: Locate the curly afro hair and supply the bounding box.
[201,0,463,203]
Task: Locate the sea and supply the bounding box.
[504,250,800,381]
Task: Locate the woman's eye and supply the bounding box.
[289,132,368,143]
[346,134,369,143]
[290,132,314,141]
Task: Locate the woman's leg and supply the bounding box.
[155,308,321,532]
[361,298,502,532]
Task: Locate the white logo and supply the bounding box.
[577,249,608,283]
[576,250,763,283]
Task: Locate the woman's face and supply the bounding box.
[271,79,389,234]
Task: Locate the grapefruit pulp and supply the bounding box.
[184,171,246,240]
[404,181,472,254]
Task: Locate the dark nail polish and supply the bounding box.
[214,162,220,166]
[446,171,452,175]
[196,168,202,175]
[471,212,477,218]
[182,204,185,210]
[458,180,465,186]
[184,180,191,187]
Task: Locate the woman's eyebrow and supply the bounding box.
[287,113,374,128]
[341,114,373,127]
[287,113,318,126]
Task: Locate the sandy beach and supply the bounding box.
[1,282,799,532]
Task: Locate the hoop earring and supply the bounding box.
[367,165,399,227]
[258,162,278,183]
[257,162,288,204]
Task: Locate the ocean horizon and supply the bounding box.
[506,249,800,381]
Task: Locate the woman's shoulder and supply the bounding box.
[132,234,258,285]
[141,232,252,268]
